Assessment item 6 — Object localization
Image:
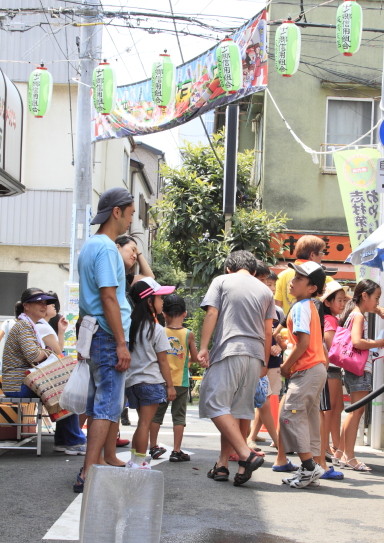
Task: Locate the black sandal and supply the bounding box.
[207,463,229,482]
[233,451,264,486]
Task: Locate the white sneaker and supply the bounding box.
[284,464,324,488]
[64,444,87,456]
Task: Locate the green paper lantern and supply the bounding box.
[93,61,116,115]
[216,38,242,93]
[275,21,301,77]
[28,64,53,118]
[152,52,175,108]
[336,0,363,57]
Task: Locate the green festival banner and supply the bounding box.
[334,147,380,280]
[92,9,267,141]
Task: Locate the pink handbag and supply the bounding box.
[328,317,368,376]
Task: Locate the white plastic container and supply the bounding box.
[79,465,164,543]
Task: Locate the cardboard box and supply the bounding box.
[0,376,37,440]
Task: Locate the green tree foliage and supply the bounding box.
[152,132,288,285]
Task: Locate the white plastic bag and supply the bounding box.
[59,360,90,414]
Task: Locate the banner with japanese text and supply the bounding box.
[333,147,380,280]
[93,9,267,141]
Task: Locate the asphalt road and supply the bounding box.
[1,405,383,543]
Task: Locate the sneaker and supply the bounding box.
[64,444,87,456]
[149,445,167,459]
[169,450,190,462]
[283,464,324,488]
[53,445,67,452]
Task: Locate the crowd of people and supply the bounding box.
[1,188,382,493]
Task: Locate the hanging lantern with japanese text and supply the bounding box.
[28,64,53,118]
[216,38,242,93]
[152,52,175,109]
[93,61,116,115]
[275,20,301,77]
[336,0,363,56]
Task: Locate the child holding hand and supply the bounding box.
[125,278,177,468]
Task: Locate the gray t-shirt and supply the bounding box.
[201,273,275,364]
[126,322,171,387]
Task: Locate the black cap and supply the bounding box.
[288,261,326,294]
[91,188,134,225]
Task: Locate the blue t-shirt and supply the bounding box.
[78,234,131,341]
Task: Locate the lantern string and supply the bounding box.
[266,88,381,165]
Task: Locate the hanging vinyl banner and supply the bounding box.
[92,9,268,141]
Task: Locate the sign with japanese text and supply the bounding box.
[334,148,380,280]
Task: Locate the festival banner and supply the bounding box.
[334,147,380,280]
[93,9,267,141]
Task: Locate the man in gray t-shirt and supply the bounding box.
[198,250,275,487]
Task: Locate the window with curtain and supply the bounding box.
[324,98,374,170]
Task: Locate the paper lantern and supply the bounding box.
[152,52,175,108]
[93,61,116,115]
[28,64,53,118]
[336,0,363,56]
[216,38,242,93]
[275,20,301,77]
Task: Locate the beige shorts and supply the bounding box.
[279,363,327,456]
[267,367,282,395]
[199,355,263,420]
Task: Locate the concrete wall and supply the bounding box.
[263,1,382,232]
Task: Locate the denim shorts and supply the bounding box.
[86,327,126,423]
[126,383,167,409]
[344,370,372,394]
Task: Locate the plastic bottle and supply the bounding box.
[283,342,293,364]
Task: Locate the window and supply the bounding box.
[138,193,149,229]
[0,272,28,316]
[322,98,374,172]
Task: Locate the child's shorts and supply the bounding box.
[126,383,167,409]
[344,370,372,394]
[152,386,188,426]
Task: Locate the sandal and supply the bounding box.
[344,457,372,471]
[73,469,85,493]
[233,451,264,486]
[207,463,229,481]
[332,449,345,467]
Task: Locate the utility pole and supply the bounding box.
[223,104,239,234]
[69,0,100,282]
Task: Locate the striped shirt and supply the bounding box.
[2,320,50,393]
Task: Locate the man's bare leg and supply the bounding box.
[83,419,113,478]
[103,421,125,467]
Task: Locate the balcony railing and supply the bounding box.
[319,143,374,174]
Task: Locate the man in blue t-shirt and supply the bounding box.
[74,187,134,493]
